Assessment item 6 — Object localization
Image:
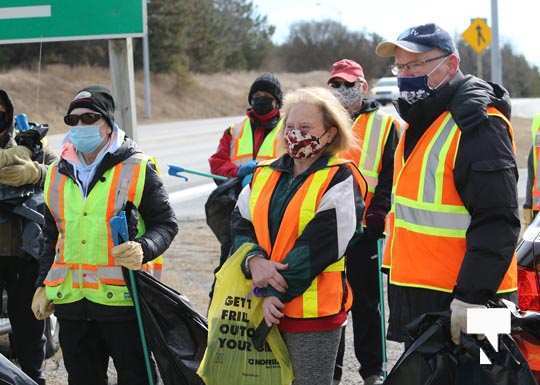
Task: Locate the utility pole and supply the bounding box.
[490,0,503,84]
[477,53,483,79]
[143,0,152,118]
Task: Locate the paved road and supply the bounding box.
[512,98,540,119]
[48,110,529,220]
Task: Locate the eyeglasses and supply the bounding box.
[390,54,450,76]
[64,112,102,126]
[329,80,356,89]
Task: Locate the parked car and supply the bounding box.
[371,77,399,105]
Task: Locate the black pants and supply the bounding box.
[0,256,46,385]
[59,318,157,385]
[334,236,384,381]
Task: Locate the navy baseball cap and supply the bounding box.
[376,23,457,57]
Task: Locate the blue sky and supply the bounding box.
[252,0,540,67]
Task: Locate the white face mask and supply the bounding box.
[332,83,365,112]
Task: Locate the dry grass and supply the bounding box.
[0,65,328,135]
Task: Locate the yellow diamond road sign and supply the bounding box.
[462,18,492,54]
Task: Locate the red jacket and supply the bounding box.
[209,110,280,178]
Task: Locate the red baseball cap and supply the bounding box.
[328,59,365,83]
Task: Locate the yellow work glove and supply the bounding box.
[112,241,144,270]
[0,155,41,187]
[31,287,54,320]
[0,146,31,168]
[523,208,534,227]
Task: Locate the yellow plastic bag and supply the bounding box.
[197,243,293,385]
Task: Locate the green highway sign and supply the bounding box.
[0,1,145,44]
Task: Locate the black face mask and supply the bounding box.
[251,96,275,115]
[0,112,7,131]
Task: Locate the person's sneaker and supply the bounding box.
[363,374,385,385]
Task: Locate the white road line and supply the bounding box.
[0,5,52,20]
[168,183,216,204]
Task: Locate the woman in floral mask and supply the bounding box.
[230,87,366,385]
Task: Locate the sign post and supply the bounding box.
[0,1,145,139]
[462,18,492,79]
[109,39,138,142]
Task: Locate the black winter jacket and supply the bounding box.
[0,89,58,257]
[37,137,178,320]
[395,71,519,305]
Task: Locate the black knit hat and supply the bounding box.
[67,85,115,129]
[248,73,283,108]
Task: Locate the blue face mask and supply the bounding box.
[69,125,103,153]
[397,57,449,104]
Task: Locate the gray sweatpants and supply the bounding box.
[282,328,343,385]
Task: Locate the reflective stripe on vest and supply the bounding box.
[531,114,540,210]
[43,154,149,306]
[230,118,283,165]
[248,157,354,318]
[142,255,164,280]
[383,109,517,293]
[340,111,393,209]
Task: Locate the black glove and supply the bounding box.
[15,123,49,158]
[364,208,386,239]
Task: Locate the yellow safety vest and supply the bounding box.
[43,154,152,306]
[531,113,540,210]
[230,118,283,165]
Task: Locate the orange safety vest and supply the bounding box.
[230,117,283,166]
[248,157,366,318]
[341,110,394,210]
[382,107,517,293]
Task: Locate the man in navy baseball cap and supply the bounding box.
[375,23,461,106]
[373,22,520,366]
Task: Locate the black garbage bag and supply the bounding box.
[127,270,208,385]
[384,311,537,385]
[204,177,242,247]
[0,353,37,385]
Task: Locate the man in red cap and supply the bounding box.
[329,59,399,385]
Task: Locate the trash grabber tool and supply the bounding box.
[377,237,388,378]
[111,211,155,385]
[168,164,228,182]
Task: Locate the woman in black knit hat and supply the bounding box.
[208,73,284,186]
